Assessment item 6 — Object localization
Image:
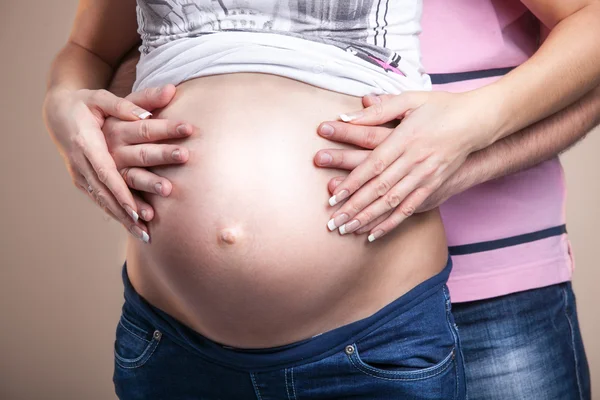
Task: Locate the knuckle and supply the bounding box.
[95,192,107,208]
[400,204,416,217]
[139,120,151,140]
[139,147,150,165]
[385,193,402,209]
[349,201,363,214]
[143,87,153,100]
[375,179,391,197]
[114,98,128,114]
[372,102,384,117]
[72,135,87,152]
[364,128,378,148]
[120,168,133,186]
[371,158,386,175]
[360,209,374,223]
[96,166,109,183]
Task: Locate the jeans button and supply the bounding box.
[153,330,162,340]
[345,345,355,355]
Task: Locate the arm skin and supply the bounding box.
[418,84,600,211]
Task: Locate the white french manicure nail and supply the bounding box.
[339,113,354,122]
[368,230,384,242]
[141,230,150,243]
[124,205,139,222]
[327,219,337,231]
[339,224,347,235]
[368,234,376,242]
[138,111,152,120]
[329,190,349,206]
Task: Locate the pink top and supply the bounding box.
[419,0,574,302]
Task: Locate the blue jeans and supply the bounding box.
[113,259,466,399]
[453,282,591,400]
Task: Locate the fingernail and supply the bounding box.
[339,112,363,122]
[327,213,349,231]
[130,225,150,243]
[155,182,163,195]
[124,204,139,222]
[176,124,189,135]
[319,124,334,136]
[133,108,152,120]
[368,230,385,242]
[329,190,349,206]
[140,209,149,221]
[172,149,181,161]
[339,220,360,235]
[317,152,332,166]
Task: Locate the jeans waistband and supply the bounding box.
[121,256,452,372]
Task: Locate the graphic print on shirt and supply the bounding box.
[136,0,404,75]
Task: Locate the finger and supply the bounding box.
[86,89,152,121]
[108,118,193,145]
[74,144,140,223]
[354,210,393,234]
[339,91,427,126]
[132,193,155,221]
[362,94,394,107]
[114,143,189,169]
[120,167,173,197]
[328,131,408,207]
[328,176,345,194]
[314,149,369,170]
[77,158,150,243]
[101,206,152,243]
[368,187,434,242]
[317,121,393,149]
[124,85,177,111]
[328,155,414,233]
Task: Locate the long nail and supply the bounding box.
[130,226,150,243]
[339,220,360,235]
[368,230,385,242]
[132,108,152,120]
[339,111,363,122]
[329,190,349,206]
[124,204,139,222]
[327,213,349,231]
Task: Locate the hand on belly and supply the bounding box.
[126,74,447,347]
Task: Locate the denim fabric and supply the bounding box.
[453,282,591,400]
[113,259,466,399]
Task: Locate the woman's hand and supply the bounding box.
[42,84,180,243]
[315,91,495,242]
[103,86,193,223]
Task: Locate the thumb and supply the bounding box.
[341,91,427,126]
[125,84,177,112]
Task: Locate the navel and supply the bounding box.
[218,227,240,245]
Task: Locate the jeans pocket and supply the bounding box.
[114,303,162,369]
[344,287,459,382]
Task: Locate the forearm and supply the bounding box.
[46,41,114,95]
[446,84,600,194]
[475,2,600,146]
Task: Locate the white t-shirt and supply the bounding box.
[133,0,431,96]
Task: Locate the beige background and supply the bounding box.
[0,1,598,399]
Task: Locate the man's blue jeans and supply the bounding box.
[454,282,591,400]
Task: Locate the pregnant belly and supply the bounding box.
[125,74,448,348]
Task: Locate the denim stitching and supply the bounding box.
[563,286,584,400]
[118,319,150,343]
[347,349,454,382]
[250,373,263,400]
[114,334,161,369]
[291,367,297,400]
[285,368,292,400]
